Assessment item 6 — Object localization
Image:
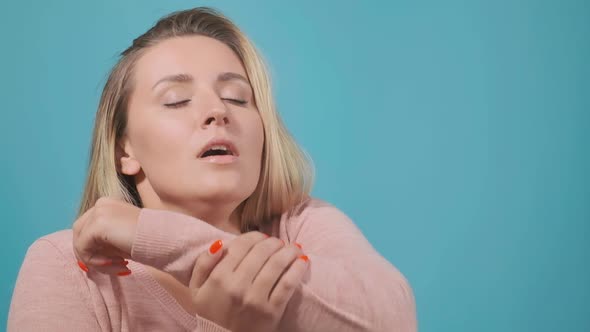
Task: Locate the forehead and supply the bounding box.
[133,36,247,87]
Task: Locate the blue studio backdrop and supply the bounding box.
[1,1,588,331]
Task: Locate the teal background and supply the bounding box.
[1,0,588,331]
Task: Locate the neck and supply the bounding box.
[137,196,241,236]
[134,174,243,234]
[177,201,242,233]
[152,198,242,234]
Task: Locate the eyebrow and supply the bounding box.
[152,72,250,90]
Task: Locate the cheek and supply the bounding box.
[131,117,191,162]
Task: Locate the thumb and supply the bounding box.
[189,239,224,290]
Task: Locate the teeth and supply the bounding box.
[209,145,228,151]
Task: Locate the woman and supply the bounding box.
[8,7,416,332]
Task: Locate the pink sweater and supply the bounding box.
[8,199,416,331]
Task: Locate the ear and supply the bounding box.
[116,136,141,176]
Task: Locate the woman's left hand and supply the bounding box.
[72,197,141,275]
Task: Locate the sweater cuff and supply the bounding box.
[194,315,232,332]
[130,208,238,285]
[131,208,184,268]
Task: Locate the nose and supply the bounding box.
[201,106,230,129]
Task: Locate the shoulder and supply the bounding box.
[14,229,88,299]
[14,229,97,307]
[9,229,103,331]
[287,197,352,222]
[24,229,76,264]
[280,197,360,235]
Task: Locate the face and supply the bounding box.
[119,36,264,213]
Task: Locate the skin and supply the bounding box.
[73,36,308,331]
[119,35,268,313]
[119,35,265,234]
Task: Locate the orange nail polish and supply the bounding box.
[77,261,89,272]
[299,255,309,262]
[117,270,132,276]
[209,240,223,254]
[295,243,303,249]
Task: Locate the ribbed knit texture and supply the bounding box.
[8,199,416,331]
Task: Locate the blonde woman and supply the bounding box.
[8,7,416,332]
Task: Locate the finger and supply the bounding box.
[268,254,309,307]
[76,255,131,274]
[234,237,285,284]
[104,194,125,202]
[74,217,112,267]
[189,239,225,290]
[77,251,128,269]
[72,207,93,245]
[250,244,303,301]
[94,195,123,207]
[87,254,128,267]
[72,209,96,264]
[73,222,96,264]
[73,196,115,240]
[85,261,132,276]
[213,231,268,274]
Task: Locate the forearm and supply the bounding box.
[278,203,417,331]
[130,208,238,286]
[128,205,417,331]
[280,255,416,332]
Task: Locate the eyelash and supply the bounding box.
[163,98,247,108]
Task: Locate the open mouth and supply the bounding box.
[197,139,239,162]
[199,145,235,158]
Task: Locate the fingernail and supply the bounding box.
[121,260,129,266]
[77,261,89,272]
[209,240,223,254]
[299,255,309,262]
[117,270,132,277]
[280,239,285,245]
[295,242,303,249]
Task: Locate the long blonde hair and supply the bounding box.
[78,7,314,231]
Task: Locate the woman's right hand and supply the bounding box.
[189,232,309,332]
[72,197,140,275]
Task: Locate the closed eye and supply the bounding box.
[223,98,247,106]
[164,98,246,108]
[164,99,191,108]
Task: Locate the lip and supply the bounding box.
[197,137,240,159]
[200,155,238,164]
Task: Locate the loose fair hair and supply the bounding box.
[78,7,314,231]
